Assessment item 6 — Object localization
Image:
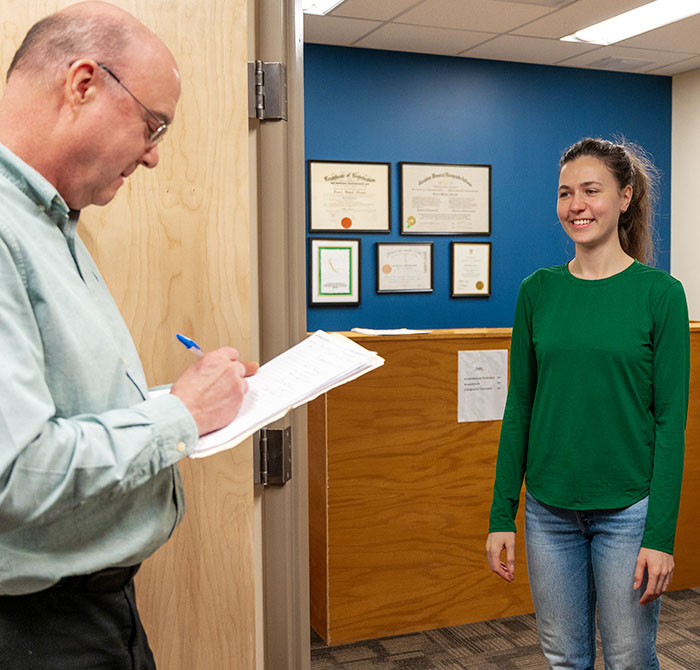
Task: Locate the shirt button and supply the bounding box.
[177,441,187,453]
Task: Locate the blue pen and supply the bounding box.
[176,333,204,357]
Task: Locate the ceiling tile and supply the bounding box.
[493,0,571,5]
[647,57,700,77]
[398,0,554,33]
[557,45,696,73]
[356,23,495,56]
[462,34,598,64]
[304,15,383,46]
[617,14,700,54]
[303,0,700,75]
[329,0,425,22]
[514,0,649,38]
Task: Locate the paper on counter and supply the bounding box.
[457,349,508,423]
[351,327,432,335]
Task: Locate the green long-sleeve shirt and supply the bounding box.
[489,261,689,554]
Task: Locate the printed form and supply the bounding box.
[191,331,384,458]
[457,349,508,423]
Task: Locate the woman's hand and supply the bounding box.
[486,532,516,582]
[634,547,674,605]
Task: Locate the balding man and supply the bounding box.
[0,3,256,668]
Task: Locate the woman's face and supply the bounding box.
[557,155,633,253]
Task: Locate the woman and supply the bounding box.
[486,138,689,669]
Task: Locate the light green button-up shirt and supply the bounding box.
[0,143,199,594]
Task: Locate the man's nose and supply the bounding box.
[140,144,159,169]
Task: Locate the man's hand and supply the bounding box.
[486,531,516,582]
[170,347,259,436]
[634,547,674,605]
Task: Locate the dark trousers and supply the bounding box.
[0,580,156,669]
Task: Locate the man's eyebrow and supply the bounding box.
[151,111,172,125]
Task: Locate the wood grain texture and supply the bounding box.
[308,394,328,636]
[136,446,255,668]
[309,327,700,645]
[79,0,253,386]
[1,2,255,668]
[672,326,700,589]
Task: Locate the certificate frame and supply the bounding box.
[375,242,433,294]
[308,160,391,233]
[400,162,491,235]
[451,242,491,298]
[309,238,361,306]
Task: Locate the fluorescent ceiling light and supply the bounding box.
[302,0,346,15]
[561,0,700,45]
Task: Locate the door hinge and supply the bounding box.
[248,60,288,121]
[254,427,292,486]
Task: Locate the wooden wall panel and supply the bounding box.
[308,394,328,636]
[82,2,256,667]
[1,2,255,669]
[310,327,700,645]
[79,0,253,385]
[671,327,700,588]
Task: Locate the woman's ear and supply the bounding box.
[620,184,633,213]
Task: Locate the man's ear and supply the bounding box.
[64,59,99,109]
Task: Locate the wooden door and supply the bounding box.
[2,1,256,668]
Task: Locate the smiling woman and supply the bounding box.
[486,137,689,669]
[558,138,657,270]
[557,154,633,262]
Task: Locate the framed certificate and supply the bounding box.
[451,242,491,297]
[309,238,361,305]
[376,243,433,293]
[308,160,391,232]
[400,162,491,235]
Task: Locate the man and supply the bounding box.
[0,2,256,668]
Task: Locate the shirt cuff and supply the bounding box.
[140,392,199,460]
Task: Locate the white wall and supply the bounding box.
[672,70,700,320]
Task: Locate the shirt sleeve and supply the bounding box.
[488,279,538,532]
[0,238,199,535]
[641,279,690,554]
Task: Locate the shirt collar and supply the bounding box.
[0,143,71,222]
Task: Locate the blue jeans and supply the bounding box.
[525,491,660,670]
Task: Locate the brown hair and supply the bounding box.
[559,137,658,265]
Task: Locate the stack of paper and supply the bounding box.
[191,330,384,458]
[351,327,432,335]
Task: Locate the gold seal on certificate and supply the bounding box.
[376,242,433,293]
[400,162,491,235]
[308,161,391,232]
[451,242,491,297]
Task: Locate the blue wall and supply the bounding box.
[304,44,672,331]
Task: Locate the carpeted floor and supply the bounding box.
[311,587,700,669]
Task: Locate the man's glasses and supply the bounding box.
[98,63,169,146]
